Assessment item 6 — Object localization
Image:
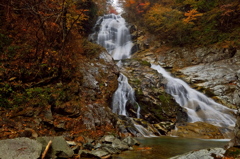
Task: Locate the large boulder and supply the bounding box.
[170,147,226,159]
[0,137,42,159]
[37,136,74,159]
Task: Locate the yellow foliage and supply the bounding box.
[144,4,183,32]
[183,9,203,24]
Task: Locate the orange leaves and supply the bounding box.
[125,0,136,7]
[183,9,203,24]
[124,0,150,14]
[137,2,150,13]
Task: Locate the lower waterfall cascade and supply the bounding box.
[111,73,140,118]
[90,10,236,136]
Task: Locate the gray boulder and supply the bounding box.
[100,135,115,143]
[122,136,140,146]
[170,148,225,159]
[0,137,42,159]
[37,136,74,159]
[81,149,111,158]
[112,138,129,150]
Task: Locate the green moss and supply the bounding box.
[82,40,104,58]
[131,78,141,85]
[140,60,151,67]
[158,94,171,105]
[225,147,240,158]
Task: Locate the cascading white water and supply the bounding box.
[90,13,140,118]
[151,64,236,128]
[91,3,236,137]
[111,73,141,118]
[92,14,133,60]
[112,73,136,116]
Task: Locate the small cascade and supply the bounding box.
[151,64,236,128]
[111,73,140,118]
[134,124,156,137]
[90,14,133,60]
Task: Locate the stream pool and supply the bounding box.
[113,136,229,159]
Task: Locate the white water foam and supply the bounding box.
[111,73,141,118]
[151,63,236,128]
[92,14,133,60]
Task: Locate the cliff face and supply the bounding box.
[0,51,120,141]
[156,47,240,109]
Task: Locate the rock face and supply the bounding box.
[169,122,224,139]
[150,46,240,141]
[0,51,119,141]
[158,47,240,109]
[128,30,239,138]
[0,138,42,159]
[229,110,240,147]
[170,147,226,159]
[118,58,187,135]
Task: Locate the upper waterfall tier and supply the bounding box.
[90,14,133,60]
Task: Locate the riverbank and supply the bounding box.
[0,135,140,159]
[113,136,229,159]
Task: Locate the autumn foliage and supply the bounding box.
[123,0,240,47]
[0,0,101,85]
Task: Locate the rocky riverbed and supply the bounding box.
[0,135,139,159]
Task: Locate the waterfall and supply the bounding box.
[151,64,236,128]
[90,14,133,60]
[91,13,140,118]
[134,124,156,137]
[112,73,140,117]
[90,6,236,137]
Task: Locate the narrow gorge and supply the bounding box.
[1,0,240,158]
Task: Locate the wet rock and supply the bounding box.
[179,62,239,108]
[169,122,225,139]
[224,146,240,158]
[112,138,129,150]
[82,104,116,131]
[100,135,115,143]
[83,142,94,150]
[80,135,140,158]
[37,136,74,159]
[81,150,111,159]
[170,148,225,159]
[154,122,175,135]
[102,146,120,154]
[119,58,187,125]
[122,136,140,146]
[0,137,42,159]
[229,109,240,147]
[155,47,240,109]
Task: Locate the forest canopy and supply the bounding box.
[122,0,240,47]
[0,0,107,108]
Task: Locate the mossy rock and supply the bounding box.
[225,147,240,158]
